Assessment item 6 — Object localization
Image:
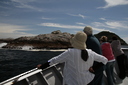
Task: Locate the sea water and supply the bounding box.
[0,48,64,82]
[0,43,128,83]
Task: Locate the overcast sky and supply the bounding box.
[0,0,128,43]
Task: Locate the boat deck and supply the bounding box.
[0,62,128,85]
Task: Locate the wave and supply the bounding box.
[22,46,33,50]
[15,48,66,52]
[18,46,66,51]
[0,43,7,48]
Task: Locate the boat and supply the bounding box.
[0,48,128,85]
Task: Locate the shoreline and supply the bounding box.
[0,47,67,52]
[0,43,128,52]
[27,49,67,51]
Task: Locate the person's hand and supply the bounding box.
[37,64,42,69]
[89,67,94,73]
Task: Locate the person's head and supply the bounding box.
[83,26,93,35]
[112,36,118,40]
[100,36,108,43]
[70,31,87,49]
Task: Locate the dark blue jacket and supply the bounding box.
[86,35,105,73]
[86,35,102,55]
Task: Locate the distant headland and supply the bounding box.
[0,30,127,49]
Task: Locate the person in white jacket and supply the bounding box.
[37,31,108,85]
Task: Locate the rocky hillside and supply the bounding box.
[0,38,14,43]
[94,31,127,45]
[2,30,73,49]
[1,30,127,49]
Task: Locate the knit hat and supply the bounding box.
[83,26,93,35]
[70,31,87,49]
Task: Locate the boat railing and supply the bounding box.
[0,63,65,85]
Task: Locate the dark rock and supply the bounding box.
[51,30,61,34]
[94,31,127,45]
[0,38,14,43]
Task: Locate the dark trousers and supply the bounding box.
[116,54,126,79]
[87,80,94,85]
[105,61,115,85]
[93,62,105,85]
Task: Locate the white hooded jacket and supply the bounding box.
[48,48,108,85]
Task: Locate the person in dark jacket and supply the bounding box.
[83,26,105,85]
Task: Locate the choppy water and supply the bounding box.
[0,43,128,83]
[0,49,64,82]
